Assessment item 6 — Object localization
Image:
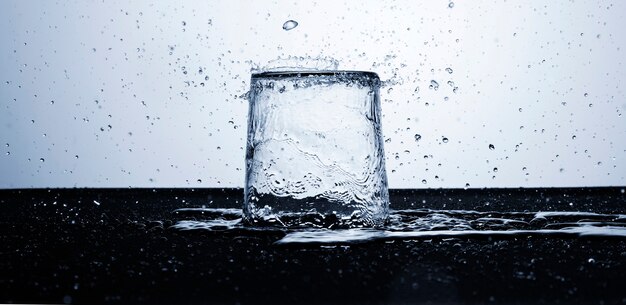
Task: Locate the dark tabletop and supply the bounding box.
[1,187,625,305]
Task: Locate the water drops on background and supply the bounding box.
[282,20,298,31]
[429,80,439,90]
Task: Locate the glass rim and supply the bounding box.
[251,70,379,80]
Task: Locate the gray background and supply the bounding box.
[1,0,625,189]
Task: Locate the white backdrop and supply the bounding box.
[1,1,625,188]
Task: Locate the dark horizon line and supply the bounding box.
[1,186,624,191]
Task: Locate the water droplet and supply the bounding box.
[50,100,55,105]
[442,137,449,143]
[584,93,588,97]
[448,2,455,8]
[5,152,9,156]
[493,167,498,172]
[282,20,298,31]
[414,134,422,143]
[489,144,495,150]
[197,179,202,183]
[572,135,577,140]
[421,179,427,184]
[39,158,45,162]
[445,67,453,74]
[429,80,439,90]
[4,143,8,147]
[588,258,595,264]
[465,183,470,188]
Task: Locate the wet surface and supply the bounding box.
[171,208,626,244]
[1,187,625,304]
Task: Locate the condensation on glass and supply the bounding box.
[243,71,389,227]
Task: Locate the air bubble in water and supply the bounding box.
[414,134,422,143]
[39,158,45,162]
[489,144,495,150]
[448,2,455,8]
[282,20,298,31]
[442,137,449,143]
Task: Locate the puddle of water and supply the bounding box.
[170,208,626,244]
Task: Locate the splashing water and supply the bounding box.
[170,208,626,244]
[253,55,340,73]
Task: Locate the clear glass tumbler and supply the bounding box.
[243,71,389,227]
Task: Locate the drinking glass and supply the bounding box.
[243,71,389,227]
